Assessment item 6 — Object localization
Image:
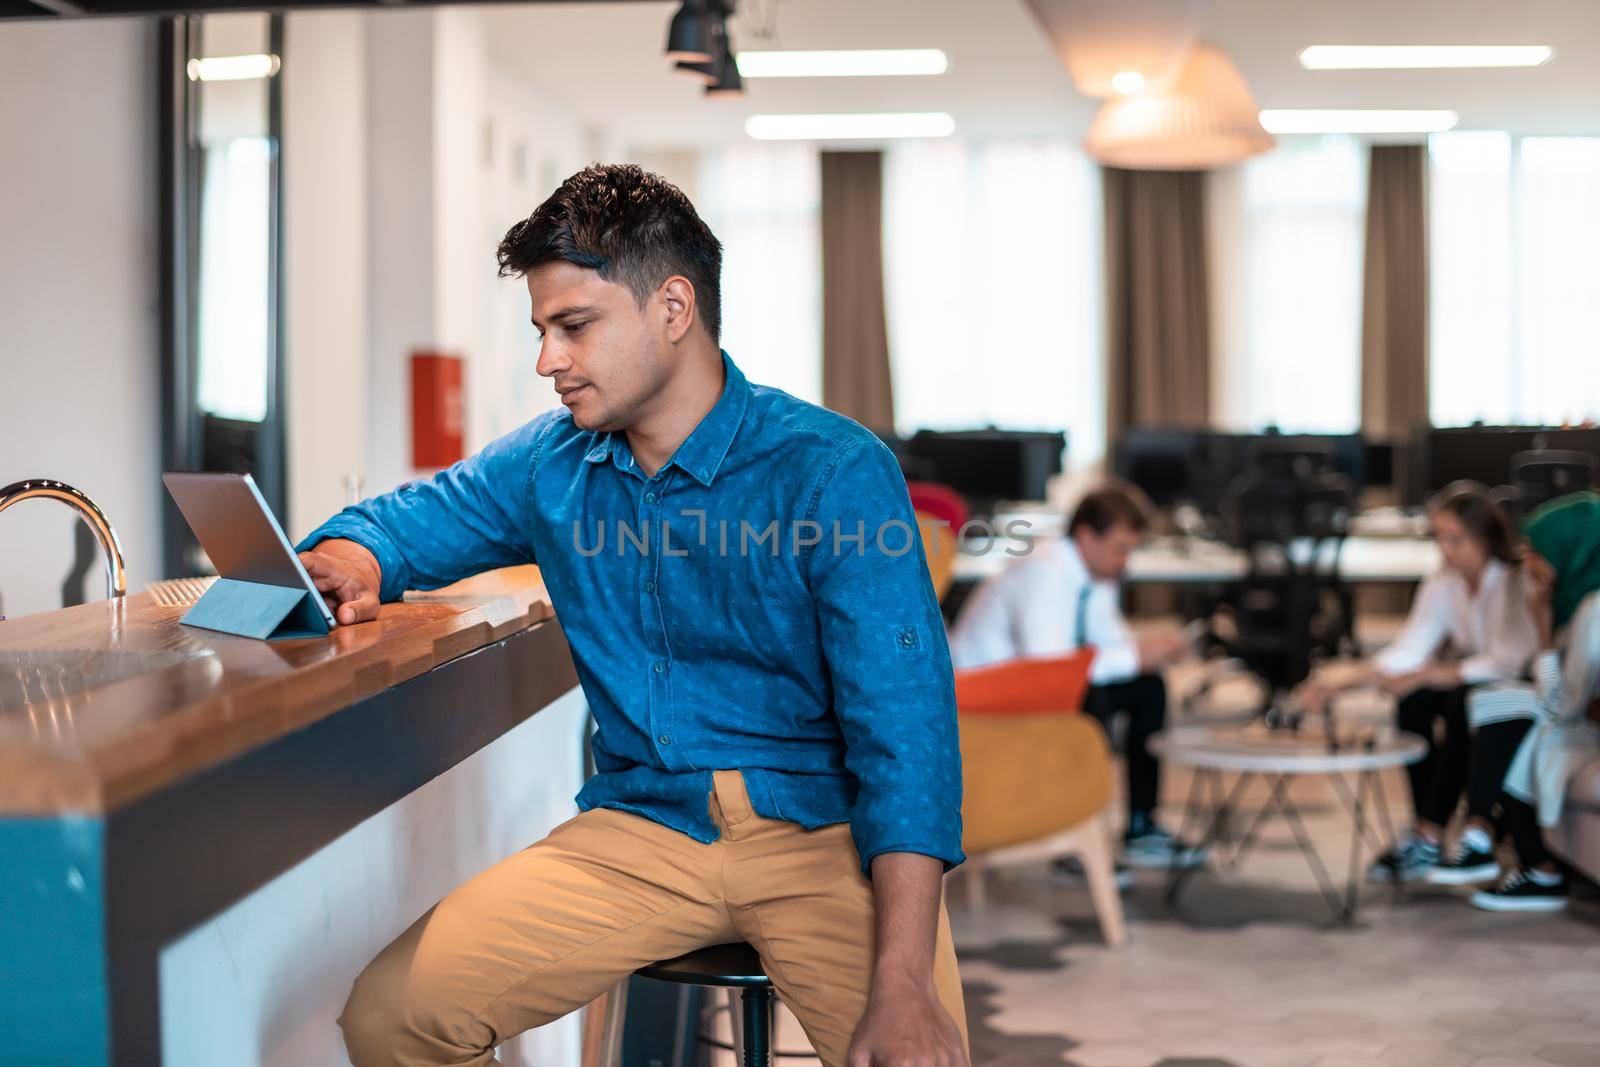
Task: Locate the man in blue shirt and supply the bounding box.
[300,164,968,1066]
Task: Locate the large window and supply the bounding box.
[1430,131,1600,426]
[882,140,1105,468]
[1209,135,1367,434]
[696,143,822,404]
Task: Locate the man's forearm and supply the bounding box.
[867,851,944,989]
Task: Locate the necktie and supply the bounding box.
[1074,583,1092,649]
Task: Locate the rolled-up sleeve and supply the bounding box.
[805,437,964,876]
[296,414,554,602]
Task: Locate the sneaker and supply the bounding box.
[1426,834,1500,886]
[1052,855,1135,890]
[1470,868,1569,912]
[1367,835,1438,883]
[1123,824,1208,869]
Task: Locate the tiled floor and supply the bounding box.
[951,762,1600,1067]
[708,757,1600,1067]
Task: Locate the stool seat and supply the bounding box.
[637,942,770,988]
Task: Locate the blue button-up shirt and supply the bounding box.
[300,353,963,874]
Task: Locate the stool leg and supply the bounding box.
[597,978,629,1067]
[741,986,775,1067]
[727,988,745,1066]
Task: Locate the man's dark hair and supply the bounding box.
[1069,482,1152,538]
[496,163,724,341]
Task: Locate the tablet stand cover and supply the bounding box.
[180,578,331,640]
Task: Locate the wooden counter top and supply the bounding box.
[0,567,558,816]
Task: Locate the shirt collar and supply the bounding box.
[580,353,750,486]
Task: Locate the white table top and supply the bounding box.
[1149,724,1428,774]
[952,533,1440,586]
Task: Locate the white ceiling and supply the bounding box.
[477,0,1600,150]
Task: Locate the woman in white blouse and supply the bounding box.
[1298,485,1538,882]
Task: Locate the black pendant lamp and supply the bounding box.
[704,26,744,99]
[664,1,714,64]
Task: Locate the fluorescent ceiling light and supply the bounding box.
[1258,108,1459,134]
[745,112,956,140]
[186,54,281,82]
[1298,45,1553,70]
[736,49,948,78]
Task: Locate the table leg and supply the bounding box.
[1274,780,1353,922]
[1165,769,1254,906]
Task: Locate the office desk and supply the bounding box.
[952,535,1440,586]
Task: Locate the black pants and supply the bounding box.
[1467,718,1535,825]
[1501,793,1555,869]
[1395,686,1471,827]
[1083,673,1167,822]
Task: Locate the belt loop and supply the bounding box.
[713,769,754,826]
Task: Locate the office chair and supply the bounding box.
[1188,469,1356,719]
[1509,449,1596,519]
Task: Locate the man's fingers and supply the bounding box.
[337,589,380,625]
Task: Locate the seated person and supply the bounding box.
[303,165,967,1067]
[948,483,1199,867]
[1298,484,1538,882]
[1470,491,1600,912]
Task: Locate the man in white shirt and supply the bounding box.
[949,485,1200,867]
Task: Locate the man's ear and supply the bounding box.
[660,275,697,344]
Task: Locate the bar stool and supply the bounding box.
[598,942,780,1067]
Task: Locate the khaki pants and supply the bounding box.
[339,770,968,1066]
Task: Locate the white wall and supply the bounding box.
[283,10,371,540]
[161,686,590,1067]
[0,18,163,620]
[359,7,582,500]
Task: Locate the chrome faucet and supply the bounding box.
[0,479,127,600]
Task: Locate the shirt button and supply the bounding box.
[645,491,658,503]
[653,660,667,673]
[644,579,656,593]
[658,734,672,745]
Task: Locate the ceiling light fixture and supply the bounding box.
[1110,70,1145,93]
[664,0,714,64]
[1298,45,1553,70]
[705,21,744,99]
[735,48,949,78]
[1258,108,1459,133]
[186,53,280,82]
[1085,43,1273,169]
[745,112,957,141]
[1022,0,1213,98]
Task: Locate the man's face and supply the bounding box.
[1074,522,1143,581]
[527,261,671,432]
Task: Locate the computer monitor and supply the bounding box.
[1114,428,1209,509]
[1242,432,1367,494]
[904,428,1066,507]
[1414,425,1600,503]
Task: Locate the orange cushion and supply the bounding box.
[953,648,1097,716]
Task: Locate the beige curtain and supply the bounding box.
[1361,144,1429,441]
[1102,167,1212,447]
[821,151,895,430]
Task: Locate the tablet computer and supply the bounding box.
[162,471,338,630]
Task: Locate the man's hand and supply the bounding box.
[1137,628,1189,671]
[847,971,965,1067]
[847,852,967,1067]
[298,539,382,625]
